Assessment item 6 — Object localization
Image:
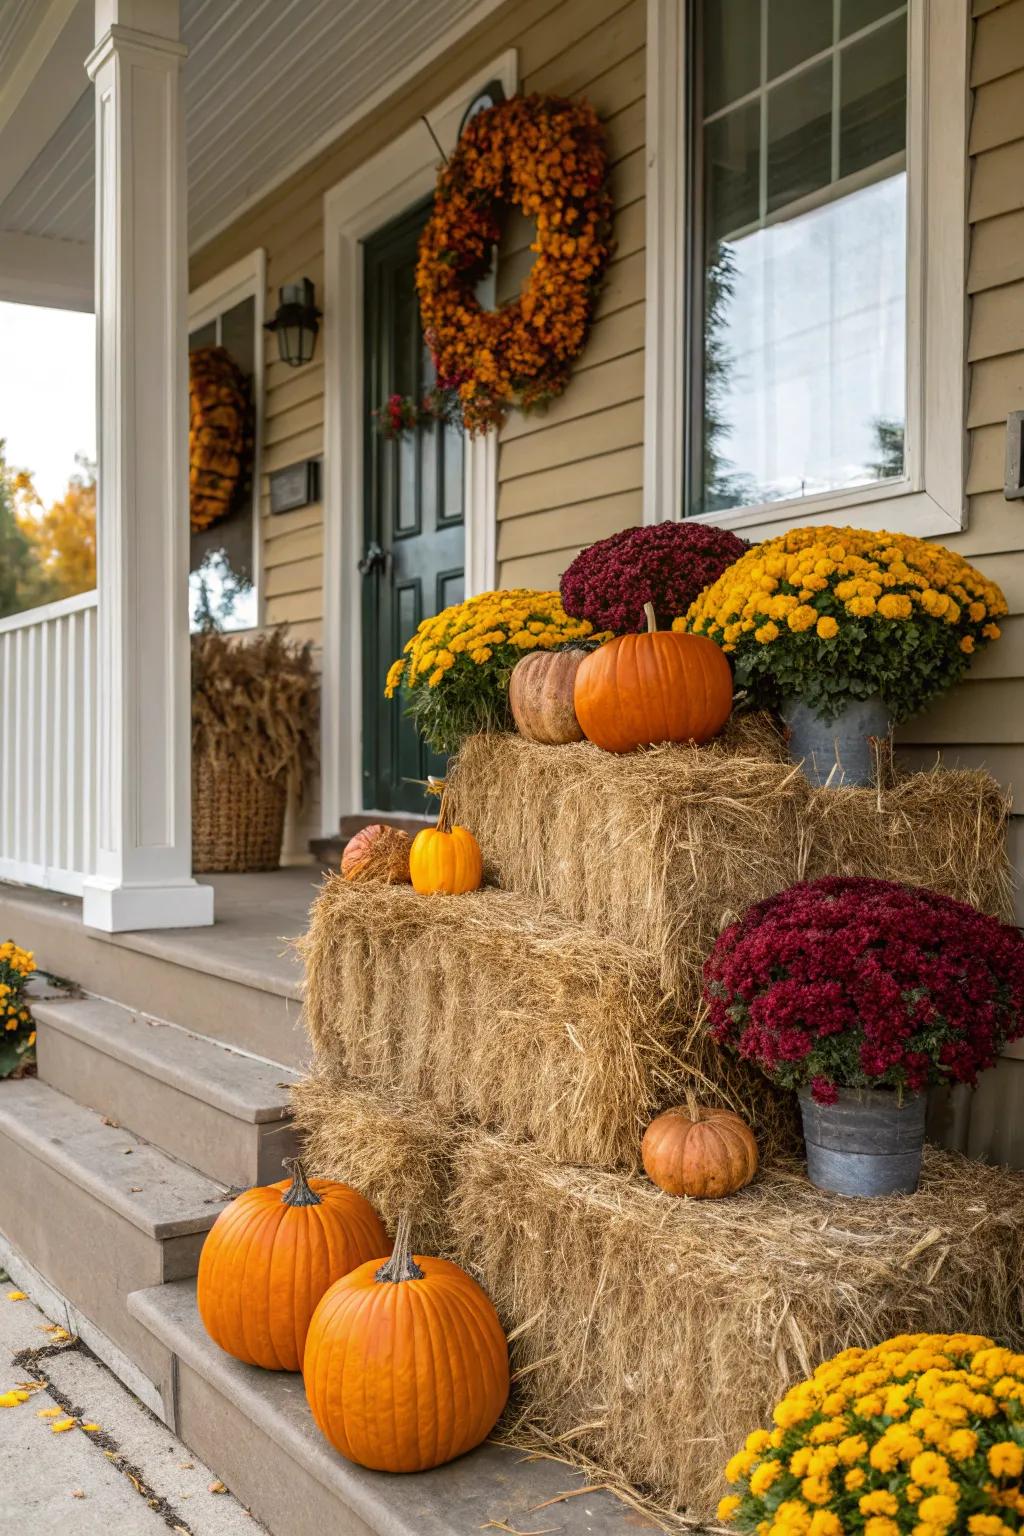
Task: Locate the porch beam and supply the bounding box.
[82,0,213,932]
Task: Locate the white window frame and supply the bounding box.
[320,51,515,832]
[187,247,267,629]
[643,0,970,542]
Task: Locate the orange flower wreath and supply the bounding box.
[414,93,613,434]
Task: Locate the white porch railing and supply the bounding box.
[0,590,97,896]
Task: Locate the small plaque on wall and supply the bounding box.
[270,458,320,515]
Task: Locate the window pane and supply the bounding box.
[704,102,760,246]
[188,320,216,351]
[220,296,255,374]
[767,0,832,79]
[841,0,900,38]
[767,60,832,214]
[840,16,907,177]
[702,0,761,115]
[699,174,906,513]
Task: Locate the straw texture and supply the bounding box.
[453,1132,1024,1523]
[299,877,796,1168]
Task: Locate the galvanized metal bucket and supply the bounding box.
[780,695,891,788]
[798,1085,927,1197]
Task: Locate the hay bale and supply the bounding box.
[803,767,1013,920]
[453,1132,1024,1522]
[447,732,1013,1008]
[290,1074,458,1255]
[447,730,805,1011]
[299,876,796,1169]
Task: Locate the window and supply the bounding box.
[693,0,907,516]
[644,0,969,540]
[187,251,266,631]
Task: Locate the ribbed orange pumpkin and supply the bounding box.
[574,602,733,753]
[642,1105,758,1199]
[303,1214,509,1472]
[341,823,411,884]
[197,1161,387,1370]
[409,790,483,894]
[508,647,588,744]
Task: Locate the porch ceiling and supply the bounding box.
[0,0,488,269]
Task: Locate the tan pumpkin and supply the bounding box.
[409,788,483,895]
[341,823,411,884]
[303,1214,509,1472]
[642,1104,758,1199]
[574,602,733,753]
[508,647,588,745]
[197,1160,387,1370]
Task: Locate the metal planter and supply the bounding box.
[798,1085,927,1197]
[780,695,891,787]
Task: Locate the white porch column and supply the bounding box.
[82,0,213,932]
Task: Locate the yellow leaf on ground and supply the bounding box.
[51,1417,76,1433]
[37,1406,62,1418]
[209,1481,227,1494]
[0,1391,27,1407]
[80,1422,101,1432]
[6,1290,27,1301]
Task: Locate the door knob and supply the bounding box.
[358,541,387,577]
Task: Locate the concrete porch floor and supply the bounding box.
[1,868,324,1000]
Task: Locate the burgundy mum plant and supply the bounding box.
[703,877,1024,1104]
[560,522,748,634]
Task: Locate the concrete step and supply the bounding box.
[34,994,300,1189]
[129,1278,647,1536]
[0,875,312,1068]
[0,1078,232,1417]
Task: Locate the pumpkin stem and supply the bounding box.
[375,1211,425,1284]
[436,787,453,834]
[643,601,658,634]
[684,1087,700,1122]
[281,1158,322,1207]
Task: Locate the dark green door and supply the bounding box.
[362,200,465,813]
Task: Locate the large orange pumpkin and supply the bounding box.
[409,789,483,894]
[574,602,733,753]
[197,1160,387,1371]
[642,1105,758,1199]
[508,647,588,745]
[303,1214,509,1472]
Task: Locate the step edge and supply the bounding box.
[32,996,299,1124]
[0,1081,231,1241]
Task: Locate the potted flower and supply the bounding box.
[560,520,748,634]
[680,526,1007,785]
[385,588,602,755]
[717,1333,1024,1535]
[703,877,1024,1197]
[191,629,317,872]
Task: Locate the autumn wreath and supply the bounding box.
[392,94,612,436]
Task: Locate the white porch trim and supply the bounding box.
[642,0,971,542]
[82,0,212,933]
[320,49,515,835]
[0,231,93,312]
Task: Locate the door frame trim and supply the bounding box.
[321,49,515,832]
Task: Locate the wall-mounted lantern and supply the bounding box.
[265,278,321,367]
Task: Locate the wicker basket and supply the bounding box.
[192,757,287,873]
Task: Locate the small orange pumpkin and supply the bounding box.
[409,788,483,894]
[197,1160,387,1370]
[574,602,733,753]
[303,1214,509,1472]
[642,1104,758,1199]
[508,647,588,745]
[341,823,411,884]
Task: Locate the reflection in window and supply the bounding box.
[693,1,908,516]
[188,295,257,631]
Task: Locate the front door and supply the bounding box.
[361,200,465,813]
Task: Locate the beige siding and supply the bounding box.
[190,0,645,639]
[897,0,1024,924]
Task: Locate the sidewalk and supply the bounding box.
[0,1271,263,1535]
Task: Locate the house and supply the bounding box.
[0,0,1021,1529]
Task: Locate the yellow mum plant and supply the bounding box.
[385,589,603,753]
[0,939,36,1078]
[718,1333,1024,1536]
[679,527,1006,722]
